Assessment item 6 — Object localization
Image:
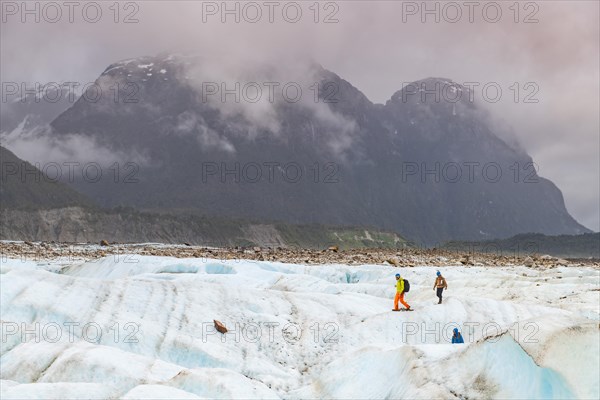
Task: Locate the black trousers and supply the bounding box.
[436,287,444,300]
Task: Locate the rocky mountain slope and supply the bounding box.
[0,147,406,248]
[443,232,600,259]
[0,206,406,249]
[0,146,92,210]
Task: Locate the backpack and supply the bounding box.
[403,279,410,293]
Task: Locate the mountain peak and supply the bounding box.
[387,77,476,110]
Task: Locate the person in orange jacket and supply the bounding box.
[433,270,448,304]
[394,273,412,311]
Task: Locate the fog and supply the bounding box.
[1,0,598,230]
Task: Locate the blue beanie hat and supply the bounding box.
[436,271,441,276]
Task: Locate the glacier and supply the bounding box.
[1,254,598,399]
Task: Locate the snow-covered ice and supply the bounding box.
[1,255,598,399]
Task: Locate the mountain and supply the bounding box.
[0,84,76,134]
[0,145,407,247]
[47,54,589,244]
[0,145,93,210]
[443,232,600,259]
[0,206,407,249]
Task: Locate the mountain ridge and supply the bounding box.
[18,54,592,244]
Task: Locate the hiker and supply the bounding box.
[451,328,464,344]
[394,273,412,311]
[433,270,447,304]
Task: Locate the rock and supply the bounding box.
[253,247,261,253]
[100,240,109,246]
[328,245,339,252]
[214,320,228,334]
[523,256,534,267]
[24,241,34,247]
[184,243,191,247]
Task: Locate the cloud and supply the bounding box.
[181,57,360,158]
[1,121,149,171]
[173,110,236,153]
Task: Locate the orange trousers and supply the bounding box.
[394,292,410,310]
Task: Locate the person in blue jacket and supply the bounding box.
[451,328,464,344]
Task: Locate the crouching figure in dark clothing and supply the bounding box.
[452,328,464,344]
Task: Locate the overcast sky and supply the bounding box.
[1,0,598,230]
